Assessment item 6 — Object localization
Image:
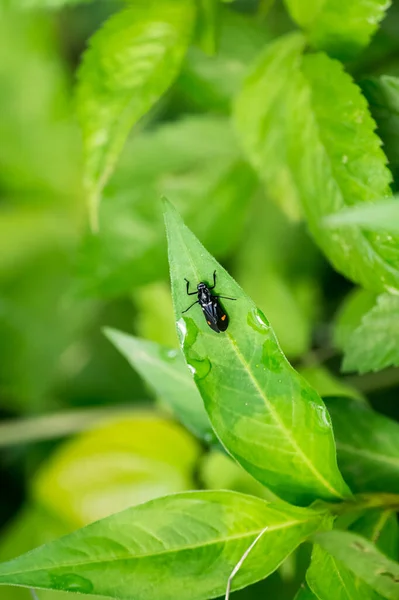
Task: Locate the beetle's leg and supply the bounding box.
[182,300,199,313]
[184,278,197,296]
[208,270,217,290]
[215,295,236,301]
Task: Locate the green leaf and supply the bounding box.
[104,328,214,442]
[325,397,399,494]
[164,198,350,505]
[325,199,399,234]
[350,510,399,560]
[307,543,380,600]
[314,530,399,600]
[32,413,201,527]
[78,116,256,295]
[0,491,327,599]
[234,33,399,294]
[334,287,377,352]
[76,0,195,228]
[342,293,399,373]
[307,509,397,600]
[362,76,399,190]
[284,0,392,60]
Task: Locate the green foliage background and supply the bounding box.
[2,0,399,599]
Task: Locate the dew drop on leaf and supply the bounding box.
[51,574,93,593]
[247,308,270,334]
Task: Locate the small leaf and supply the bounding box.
[235,33,399,293]
[305,508,397,600]
[0,491,327,599]
[325,397,399,494]
[307,543,380,600]
[76,0,195,228]
[164,198,350,505]
[342,293,399,373]
[314,530,399,600]
[284,0,392,60]
[32,414,201,526]
[350,510,399,560]
[362,76,399,190]
[325,199,399,234]
[104,328,214,442]
[195,0,220,56]
[334,287,377,352]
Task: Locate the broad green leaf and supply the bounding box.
[76,0,195,227]
[235,33,399,294]
[314,530,399,600]
[32,413,200,526]
[284,0,392,60]
[0,506,73,600]
[104,328,214,441]
[342,293,399,373]
[325,199,399,234]
[325,397,399,494]
[334,287,377,352]
[307,509,397,600]
[0,491,328,599]
[164,199,350,505]
[78,116,256,295]
[362,76,399,190]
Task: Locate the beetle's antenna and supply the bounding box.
[225,526,269,600]
[30,590,40,600]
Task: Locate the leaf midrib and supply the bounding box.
[336,441,399,469]
[174,221,344,500]
[0,517,317,578]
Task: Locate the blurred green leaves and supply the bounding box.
[284,0,391,60]
[235,32,399,293]
[76,0,195,227]
[32,413,200,526]
[78,116,257,296]
[164,199,349,504]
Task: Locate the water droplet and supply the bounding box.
[247,308,270,334]
[51,574,93,593]
[177,317,198,350]
[187,356,212,380]
[261,339,284,373]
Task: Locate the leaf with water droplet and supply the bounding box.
[164,198,350,505]
[0,491,329,600]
